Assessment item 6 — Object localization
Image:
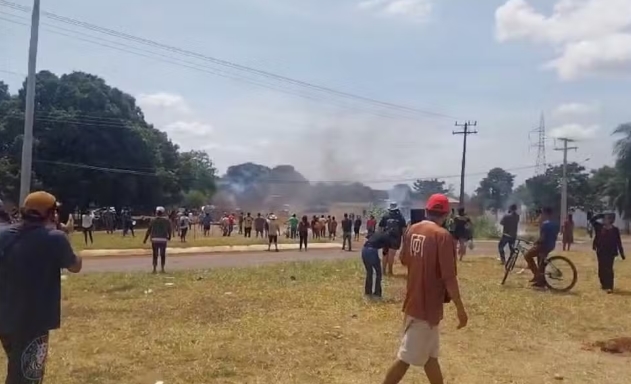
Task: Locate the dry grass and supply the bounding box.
[4,252,631,383]
[69,228,328,251]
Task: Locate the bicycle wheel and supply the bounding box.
[543,255,578,292]
[501,252,518,285]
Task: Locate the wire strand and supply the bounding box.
[0,1,462,121]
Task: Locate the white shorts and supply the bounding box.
[397,316,440,367]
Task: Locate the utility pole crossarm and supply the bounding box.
[453,121,478,209]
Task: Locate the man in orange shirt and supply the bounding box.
[382,194,468,384]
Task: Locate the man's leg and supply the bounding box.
[383,360,410,384]
[2,332,50,384]
[151,243,159,273]
[373,251,383,297]
[160,244,167,273]
[361,247,373,295]
[382,248,389,275]
[498,236,508,263]
[524,247,539,281]
[387,249,396,275]
[602,253,615,291]
[347,234,353,251]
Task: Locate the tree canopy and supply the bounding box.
[474,167,515,212]
[412,178,450,200]
[0,71,216,211]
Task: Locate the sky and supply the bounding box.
[1,0,630,193]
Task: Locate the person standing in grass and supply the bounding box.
[0,191,83,384]
[202,213,212,237]
[267,214,280,252]
[382,194,468,384]
[341,213,353,251]
[366,215,377,237]
[298,215,310,251]
[179,212,190,242]
[288,214,299,239]
[143,207,172,274]
[590,212,625,293]
[254,213,265,238]
[329,216,338,241]
[243,212,254,238]
[561,213,574,251]
[81,209,94,246]
[353,215,362,241]
[361,230,391,299]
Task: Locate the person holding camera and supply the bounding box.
[590,212,625,294]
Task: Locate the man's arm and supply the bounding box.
[52,231,82,273]
[438,234,465,313]
[399,228,411,267]
[143,220,153,243]
[589,213,604,231]
[616,228,625,259]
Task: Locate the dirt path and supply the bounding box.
[81,240,530,273]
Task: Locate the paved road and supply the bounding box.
[81,239,606,273]
[81,241,509,273]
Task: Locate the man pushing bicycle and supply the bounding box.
[523,207,560,288]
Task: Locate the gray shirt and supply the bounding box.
[500,212,520,238]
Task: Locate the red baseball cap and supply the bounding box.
[426,194,450,214]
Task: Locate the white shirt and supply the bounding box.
[81,213,94,228]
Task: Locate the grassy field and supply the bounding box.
[69,227,330,251]
[6,252,631,383]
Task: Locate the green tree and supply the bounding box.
[412,178,450,200]
[612,123,631,220]
[182,190,209,209]
[523,163,591,213]
[474,168,515,212]
[0,70,212,210]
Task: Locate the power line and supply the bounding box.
[35,159,557,184]
[0,1,462,121]
[0,13,434,123]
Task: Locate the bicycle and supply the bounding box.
[501,237,578,292]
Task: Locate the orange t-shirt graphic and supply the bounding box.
[400,220,457,326]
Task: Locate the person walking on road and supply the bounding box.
[341,213,353,251]
[143,207,172,274]
[298,215,310,251]
[561,213,575,251]
[361,231,392,299]
[0,191,83,384]
[498,204,519,264]
[382,194,468,384]
[590,212,625,293]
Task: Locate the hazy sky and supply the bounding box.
[1,0,629,192]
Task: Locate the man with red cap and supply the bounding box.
[382,193,468,384]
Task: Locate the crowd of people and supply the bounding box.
[0,190,629,384]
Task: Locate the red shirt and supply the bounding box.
[400,221,457,326]
[367,219,377,230]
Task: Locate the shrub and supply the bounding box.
[471,215,501,239]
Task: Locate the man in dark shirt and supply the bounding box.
[361,231,392,298]
[341,213,353,251]
[378,202,408,276]
[353,216,362,241]
[498,204,520,264]
[590,212,625,293]
[0,191,82,384]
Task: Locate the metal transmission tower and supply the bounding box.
[531,112,547,175]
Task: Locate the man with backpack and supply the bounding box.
[0,191,83,384]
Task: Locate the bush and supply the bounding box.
[471,215,501,239]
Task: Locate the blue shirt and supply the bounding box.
[540,220,560,252]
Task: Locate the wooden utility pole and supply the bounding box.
[453,121,477,208]
[554,138,578,223]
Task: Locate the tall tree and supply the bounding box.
[0,70,212,210]
[523,163,591,213]
[612,123,631,220]
[412,178,450,200]
[475,168,515,212]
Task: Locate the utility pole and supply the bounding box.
[453,121,478,208]
[554,138,578,223]
[19,0,41,204]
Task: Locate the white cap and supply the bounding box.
[156,206,165,213]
